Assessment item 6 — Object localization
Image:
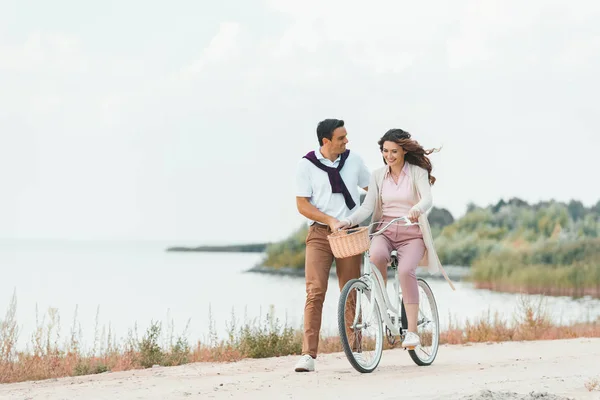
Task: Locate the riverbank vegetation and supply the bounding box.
[262,198,600,297]
[1,293,599,384]
[166,243,268,253]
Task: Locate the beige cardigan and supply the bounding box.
[343,163,455,290]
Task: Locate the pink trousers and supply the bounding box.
[369,217,425,304]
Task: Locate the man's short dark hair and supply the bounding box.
[316,119,344,146]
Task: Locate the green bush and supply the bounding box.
[263,225,308,269]
[471,238,600,296]
[137,321,164,368]
[237,315,301,358]
[74,361,109,376]
[434,234,498,266]
[260,199,600,275]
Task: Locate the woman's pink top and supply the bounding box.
[381,162,418,219]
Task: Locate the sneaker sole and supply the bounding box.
[294,367,313,372]
[402,344,419,350]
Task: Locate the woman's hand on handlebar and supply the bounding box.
[408,207,421,223]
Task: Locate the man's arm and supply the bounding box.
[296,197,337,229]
[295,159,339,230]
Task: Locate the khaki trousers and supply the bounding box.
[302,223,362,358]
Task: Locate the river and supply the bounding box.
[1,240,598,351]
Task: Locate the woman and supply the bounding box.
[334,128,455,348]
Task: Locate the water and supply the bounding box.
[1,240,599,351]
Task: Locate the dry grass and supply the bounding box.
[1,293,599,384]
[585,377,600,392]
[474,281,600,298]
[439,296,600,344]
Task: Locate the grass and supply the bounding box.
[585,377,600,392]
[470,238,600,298]
[1,293,599,384]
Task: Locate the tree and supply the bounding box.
[428,207,454,228]
[550,222,562,239]
[537,203,570,237]
[581,214,599,238]
[507,197,529,208]
[466,202,479,213]
[491,199,507,213]
[591,200,600,216]
[567,200,586,221]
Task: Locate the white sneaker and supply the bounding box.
[402,332,421,348]
[294,354,315,372]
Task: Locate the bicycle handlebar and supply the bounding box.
[368,216,420,237]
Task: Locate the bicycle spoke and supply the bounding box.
[338,280,384,373]
[418,347,431,357]
[407,279,439,366]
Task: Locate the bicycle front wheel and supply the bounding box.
[338,278,384,373]
[408,278,440,366]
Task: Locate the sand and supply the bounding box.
[1,338,599,400]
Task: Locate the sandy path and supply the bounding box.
[1,338,599,400]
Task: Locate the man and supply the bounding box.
[294,118,370,372]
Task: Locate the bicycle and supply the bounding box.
[336,216,440,373]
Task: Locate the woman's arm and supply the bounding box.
[343,172,378,226]
[412,167,433,214]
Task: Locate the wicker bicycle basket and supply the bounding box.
[327,226,370,258]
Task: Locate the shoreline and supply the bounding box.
[474,282,600,298]
[165,247,600,298]
[166,244,268,253]
[246,263,472,281]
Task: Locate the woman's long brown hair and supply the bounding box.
[377,129,440,185]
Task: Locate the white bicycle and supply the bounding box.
[337,216,440,373]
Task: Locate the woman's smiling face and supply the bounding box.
[382,140,407,168]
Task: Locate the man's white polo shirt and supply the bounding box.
[296,147,370,225]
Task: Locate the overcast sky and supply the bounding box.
[1,0,599,244]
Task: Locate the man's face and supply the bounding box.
[325,127,349,154]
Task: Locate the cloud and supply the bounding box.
[99,94,128,125]
[0,31,88,72]
[177,22,241,81]
[266,0,600,75]
[29,94,62,115]
[559,36,600,69]
[266,1,455,74]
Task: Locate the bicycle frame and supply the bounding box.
[353,216,420,337]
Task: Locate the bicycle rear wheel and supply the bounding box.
[408,278,440,366]
[338,279,384,373]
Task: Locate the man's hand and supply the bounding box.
[408,207,421,224]
[297,197,340,230]
[326,217,341,232]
